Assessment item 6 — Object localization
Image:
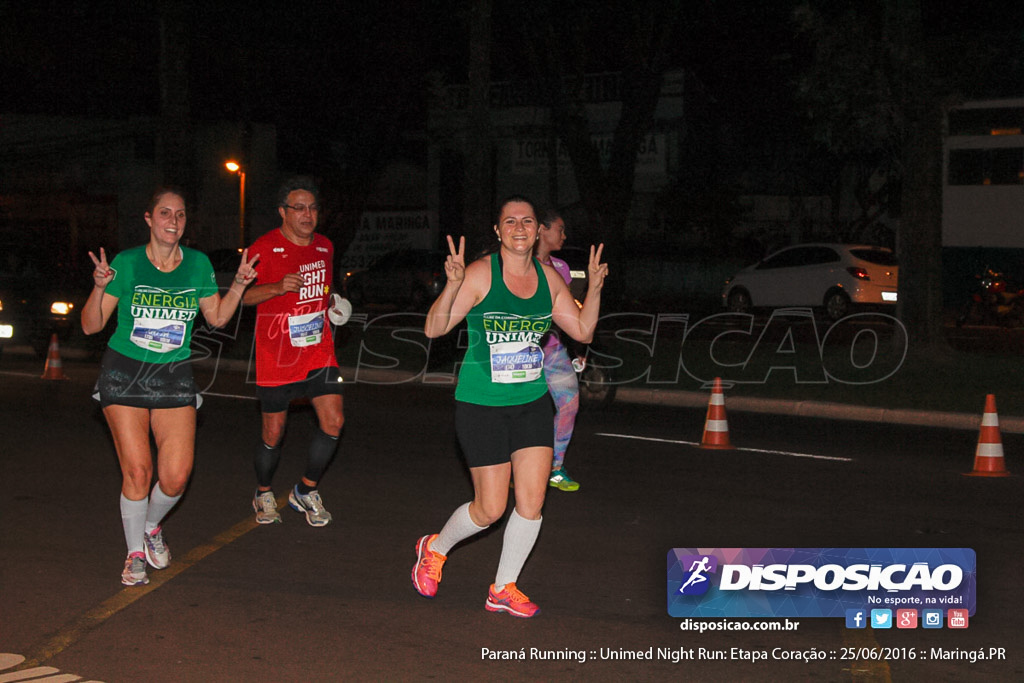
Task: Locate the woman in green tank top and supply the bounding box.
[82,187,259,587]
[412,196,609,617]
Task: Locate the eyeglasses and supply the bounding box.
[283,203,320,213]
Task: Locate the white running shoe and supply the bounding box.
[253,490,282,524]
[288,486,332,527]
[144,526,171,569]
[121,552,149,586]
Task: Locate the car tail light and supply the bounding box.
[846,267,870,280]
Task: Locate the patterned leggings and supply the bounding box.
[544,341,579,470]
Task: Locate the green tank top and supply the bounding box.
[454,252,553,406]
[105,245,218,363]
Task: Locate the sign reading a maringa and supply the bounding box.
[340,211,433,271]
[667,548,976,618]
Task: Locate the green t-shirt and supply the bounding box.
[455,253,553,406]
[104,245,217,363]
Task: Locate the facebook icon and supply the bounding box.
[845,609,866,629]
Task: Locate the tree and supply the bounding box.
[516,1,681,299]
[464,0,494,250]
[158,0,193,192]
[794,0,1012,352]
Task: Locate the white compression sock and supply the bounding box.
[494,508,542,590]
[433,502,488,555]
[120,494,148,555]
[145,482,182,533]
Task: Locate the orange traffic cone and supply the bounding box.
[700,377,733,450]
[965,394,1010,477]
[40,333,69,380]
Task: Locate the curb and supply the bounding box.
[13,345,1013,435]
[198,359,1024,434]
[321,367,1022,435]
[615,387,1024,434]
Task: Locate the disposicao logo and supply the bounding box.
[667,548,976,619]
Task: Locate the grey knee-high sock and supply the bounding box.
[145,482,182,533]
[121,494,148,555]
[494,508,542,590]
[433,502,488,556]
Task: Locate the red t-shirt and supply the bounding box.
[249,228,338,386]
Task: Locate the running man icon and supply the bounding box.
[679,556,712,594]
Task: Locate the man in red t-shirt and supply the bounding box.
[243,176,347,527]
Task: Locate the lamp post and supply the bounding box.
[225,161,246,249]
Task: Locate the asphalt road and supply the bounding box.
[0,351,1021,682]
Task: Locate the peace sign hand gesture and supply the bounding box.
[444,235,466,283]
[88,248,115,288]
[587,243,609,292]
[233,249,260,287]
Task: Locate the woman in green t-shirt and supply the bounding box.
[411,195,608,617]
[82,187,259,587]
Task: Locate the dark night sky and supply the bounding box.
[0,1,454,122]
[1,1,1021,153]
[0,2,802,120]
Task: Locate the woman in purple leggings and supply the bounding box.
[535,209,582,491]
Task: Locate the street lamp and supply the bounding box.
[225,160,246,249]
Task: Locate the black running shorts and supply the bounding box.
[454,394,554,468]
[257,366,345,413]
[94,347,200,409]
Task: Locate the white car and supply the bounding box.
[721,243,898,321]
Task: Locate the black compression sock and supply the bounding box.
[302,428,339,487]
[254,442,282,489]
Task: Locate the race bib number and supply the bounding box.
[288,310,325,347]
[489,341,544,383]
[130,317,185,353]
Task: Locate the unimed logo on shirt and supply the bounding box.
[130,286,199,321]
[666,548,976,618]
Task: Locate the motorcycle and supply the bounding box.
[553,249,618,409]
[955,266,1024,328]
[565,334,617,410]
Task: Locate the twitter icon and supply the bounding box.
[870,609,892,629]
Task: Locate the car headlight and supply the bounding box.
[50,301,74,316]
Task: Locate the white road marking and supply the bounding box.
[0,373,257,402]
[200,391,259,401]
[595,432,854,462]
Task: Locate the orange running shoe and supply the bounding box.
[411,534,447,598]
[485,582,540,618]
